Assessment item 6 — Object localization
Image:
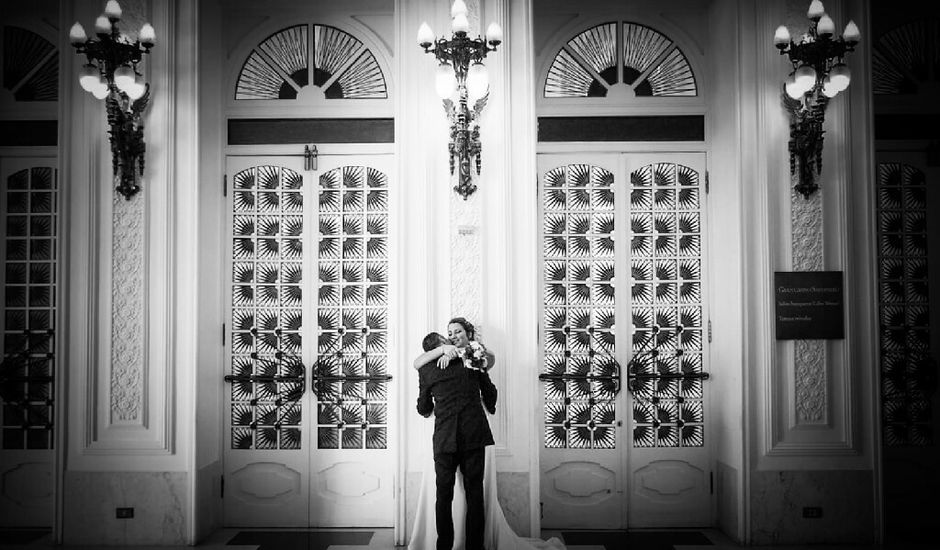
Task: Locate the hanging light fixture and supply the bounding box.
[418,0,502,200]
[69,0,155,200]
[774,0,859,199]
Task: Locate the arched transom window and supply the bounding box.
[2,25,57,102]
[544,21,696,99]
[873,20,940,95]
[235,24,387,101]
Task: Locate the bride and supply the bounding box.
[408,318,565,550]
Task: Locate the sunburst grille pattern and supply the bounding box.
[230,165,304,450]
[2,26,58,101]
[873,21,940,95]
[235,24,387,100]
[2,167,57,450]
[877,163,932,447]
[315,166,389,450]
[629,163,704,448]
[544,22,696,98]
[542,164,618,449]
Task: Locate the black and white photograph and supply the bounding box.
[0,0,936,549]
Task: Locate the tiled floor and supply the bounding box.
[0,528,932,550]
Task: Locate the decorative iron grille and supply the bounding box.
[1,167,57,449]
[629,162,705,448]
[314,166,389,450]
[235,24,387,100]
[539,160,707,450]
[540,163,619,449]
[544,22,696,98]
[877,162,934,447]
[230,165,305,450]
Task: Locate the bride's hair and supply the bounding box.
[448,317,475,340]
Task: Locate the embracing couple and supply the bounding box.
[409,317,564,550]
[413,317,496,550]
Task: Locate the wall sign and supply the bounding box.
[774,271,845,340]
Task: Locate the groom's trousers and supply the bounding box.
[434,445,486,550]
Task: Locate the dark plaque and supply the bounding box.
[774,271,844,340]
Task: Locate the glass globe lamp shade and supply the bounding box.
[466,62,488,100]
[104,0,123,21]
[451,0,468,18]
[92,80,110,99]
[139,23,156,48]
[69,22,87,46]
[821,75,839,97]
[807,0,825,20]
[774,25,790,48]
[126,77,146,101]
[828,63,850,91]
[79,64,100,92]
[435,63,457,99]
[794,64,817,93]
[816,14,835,37]
[785,74,804,100]
[114,65,136,92]
[452,12,470,34]
[486,22,503,46]
[843,20,860,45]
[416,22,434,48]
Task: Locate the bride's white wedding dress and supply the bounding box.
[408,416,565,550]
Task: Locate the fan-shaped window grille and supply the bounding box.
[877,162,932,447]
[873,20,940,95]
[544,22,696,98]
[235,24,387,100]
[2,26,57,102]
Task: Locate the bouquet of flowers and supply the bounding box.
[458,341,488,371]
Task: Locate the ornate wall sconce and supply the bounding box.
[775,0,859,199]
[417,0,501,200]
[69,0,155,200]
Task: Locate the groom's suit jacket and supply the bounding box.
[417,357,495,455]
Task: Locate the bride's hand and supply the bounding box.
[437,344,456,369]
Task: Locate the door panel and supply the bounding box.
[625,153,710,528]
[0,158,58,528]
[538,152,710,530]
[538,153,626,529]
[222,154,393,528]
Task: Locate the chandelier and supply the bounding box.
[417,0,502,200]
[69,0,155,200]
[775,0,859,199]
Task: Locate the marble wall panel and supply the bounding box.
[63,471,188,546]
[750,470,874,545]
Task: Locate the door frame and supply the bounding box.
[535,141,714,529]
[219,143,402,529]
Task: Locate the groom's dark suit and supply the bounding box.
[417,357,495,550]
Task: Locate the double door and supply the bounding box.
[222,153,394,527]
[537,152,712,529]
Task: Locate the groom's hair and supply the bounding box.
[422,332,446,352]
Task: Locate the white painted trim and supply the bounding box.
[173,0,201,542]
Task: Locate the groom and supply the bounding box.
[416,332,496,550]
